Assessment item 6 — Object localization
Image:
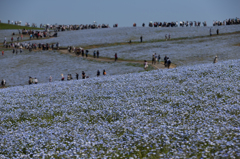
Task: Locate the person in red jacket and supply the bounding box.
[2,50,4,56]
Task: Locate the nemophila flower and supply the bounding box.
[0,59,240,158]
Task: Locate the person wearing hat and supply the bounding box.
[213,55,218,63]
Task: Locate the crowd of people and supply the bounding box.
[2,40,60,53]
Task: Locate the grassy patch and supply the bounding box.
[0,23,43,30]
[233,43,240,46]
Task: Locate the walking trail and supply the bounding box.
[59,50,176,69]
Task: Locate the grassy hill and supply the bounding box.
[0,23,43,30]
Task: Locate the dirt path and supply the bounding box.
[59,50,176,69]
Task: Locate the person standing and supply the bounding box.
[144,60,148,70]
[165,34,168,41]
[115,53,118,61]
[155,53,157,65]
[213,55,218,63]
[103,70,106,75]
[29,77,33,85]
[93,50,96,58]
[2,50,4,56]
[35,78,38,84]
[97,50,99,58]
[140,36,143,42]
[61,74,64,81]
[21,34,23,40]
[164,55,168,67]
[152,54,155,64]
[158,55,161,64]
[11,37,13,42]
[210,28,212,36]
[168,33,171,40]
[49,76,52,82]
[167,58,171,69]
[97,70,100,77]
[86,50,88,57]
[4,36,6,42]
[76,73,79,80]
[82,71,86,79]
[1,79,6,87]
[216,29,219,35]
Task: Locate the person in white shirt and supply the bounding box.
[34,78,38,84]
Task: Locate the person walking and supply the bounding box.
[93,50,96,58]
[2,50,4,56]
[168,33,171,40]
[115,53,118,61]
[140,36,143,42]
[165,34,168,41]
[210,28,212,36]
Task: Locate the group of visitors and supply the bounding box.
[164,55,172,68]
[3,41,60,53]
[210,28,220,36]
[165,34,171,40]
[28,77,38,85]
[152,53,161,65]
[97,70,107,77]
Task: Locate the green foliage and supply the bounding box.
[0,23,43,30]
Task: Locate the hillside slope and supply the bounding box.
[0,60,240,158]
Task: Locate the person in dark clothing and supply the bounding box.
[97,70,100,77]
[164,56,168,67]
[82,71,86,79]
[140,36,143,42]
[217,29,219,35]
[97,50,99,58]
[1,79,6,87]
[93,51,96,58]
[76,73,79,80]
[115,53,118,61]
[82,49,84,57]
[86,50,88,57]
